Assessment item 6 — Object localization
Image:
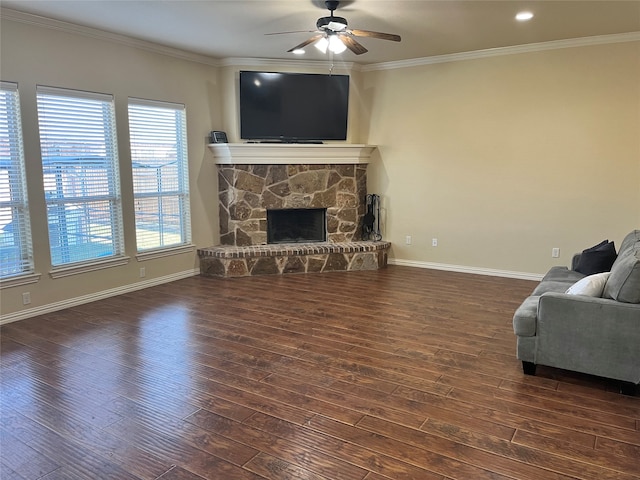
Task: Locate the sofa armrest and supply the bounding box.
[536,292,640,383]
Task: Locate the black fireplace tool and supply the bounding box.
[362,194,382,241]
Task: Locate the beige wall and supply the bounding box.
[1,13,638,319]
[0,17,221,317]
[363,41,640,275]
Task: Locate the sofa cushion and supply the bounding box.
[603,250,640,303]
[533,267,585,295]
[565,272,610,297]
[542,266,585,283]
[533,280,578,296]
[574,240,617,275]
[616,230,640,257]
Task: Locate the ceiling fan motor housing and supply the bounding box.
[317,16,348,30]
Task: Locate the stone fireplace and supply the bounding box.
[217,163,366,246]
[198,143,390,277]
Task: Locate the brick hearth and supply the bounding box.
[198,241,390,277]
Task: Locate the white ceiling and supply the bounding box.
[3,1,640,65]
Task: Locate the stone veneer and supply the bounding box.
[217,163,368,246]
[198,241,390,278]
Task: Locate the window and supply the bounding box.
[128,99,191,252]
[37,86,124,267]
[0,82,34,279]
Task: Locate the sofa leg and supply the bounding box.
[522,361,536,376]
[619,382,638,396]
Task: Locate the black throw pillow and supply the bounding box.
[575,240,617,275]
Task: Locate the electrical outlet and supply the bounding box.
[552,248,560,258]
[139,267,146,278]
[22,292,31,305]
[432,238,438,247]
[405,235,412,245]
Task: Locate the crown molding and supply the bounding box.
[1,7,358,71]
[3,8,637,73]
[361,31,640,72]
[0,7,222,67]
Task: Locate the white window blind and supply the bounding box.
[128,99,191,252]
[0,82,34,278]
[36,86,124,267]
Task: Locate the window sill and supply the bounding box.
[49,256,130,279]
[136,244,195,262]
[0,272,42,289]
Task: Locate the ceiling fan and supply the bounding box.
[268,0,401,55]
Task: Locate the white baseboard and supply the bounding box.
[1,262,540,325]
[388,258,544,281]
[0,269,200,325]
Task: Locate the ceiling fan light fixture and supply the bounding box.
[329,35,347,53]
[314,35,347,54]
[314,36,329,53]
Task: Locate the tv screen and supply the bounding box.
[239,71,349,142]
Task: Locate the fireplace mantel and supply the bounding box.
[208,143,376,165]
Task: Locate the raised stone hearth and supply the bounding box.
[199,143,390,278]
[198,241,389,277]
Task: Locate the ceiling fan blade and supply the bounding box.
[340,35,368,55]
[350,29,401,42]
[266,30,318,36]
[287,34,325,52]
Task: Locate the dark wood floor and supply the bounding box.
[1,266,639,480]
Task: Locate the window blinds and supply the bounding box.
[0,82,34,278]
[36,86,123,266]
[128,99,191,252]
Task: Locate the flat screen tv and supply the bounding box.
[239,71,349,142]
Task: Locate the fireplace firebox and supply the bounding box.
[267,208,326,244]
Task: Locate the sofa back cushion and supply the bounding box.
[616,230,640,259]
[603,249,640,303]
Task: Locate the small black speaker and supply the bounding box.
[210,131,228,143]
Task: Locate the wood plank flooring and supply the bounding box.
[1,266,639,479]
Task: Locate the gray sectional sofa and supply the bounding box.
[513,230,640,394]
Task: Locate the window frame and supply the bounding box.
[0,81,37,286]
[36,85,127,276]
[127,97,192,257]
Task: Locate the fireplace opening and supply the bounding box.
[267,208,327,244]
